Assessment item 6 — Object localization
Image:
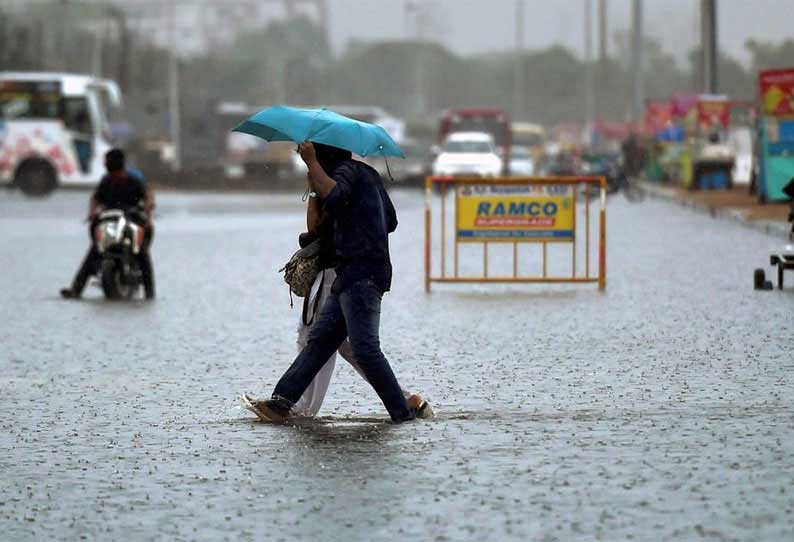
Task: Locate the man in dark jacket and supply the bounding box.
[255,142,416,422]
[60,148,156,299]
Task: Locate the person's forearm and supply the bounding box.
[144,189,155,214]
[88,198,98,219]
[307,160,337,199]
[307,197,321,232]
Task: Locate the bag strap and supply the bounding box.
[302,269,325,326]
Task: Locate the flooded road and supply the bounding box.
[1,188,792,541]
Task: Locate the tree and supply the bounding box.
[328,40,464,116]
[746,39,794,73]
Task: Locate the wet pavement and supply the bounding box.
[1,188,793,541]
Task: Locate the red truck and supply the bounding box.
[437,108,512,174]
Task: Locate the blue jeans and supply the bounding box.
[272,278,413,422]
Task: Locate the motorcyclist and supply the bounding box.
[60,148,156,299]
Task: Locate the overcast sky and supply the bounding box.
[15,0,789,66]
[326,0,794,66]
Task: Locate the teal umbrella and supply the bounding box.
[232,105,405,158]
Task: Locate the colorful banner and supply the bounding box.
[671,93,698,119]
[645,101,673,134]
[759,68,794,116]
[456,184,574,242]
[696,96,730,132]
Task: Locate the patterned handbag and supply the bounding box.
[279,239,322,304]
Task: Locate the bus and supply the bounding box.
[0,72,123,195]
[512,122,546,161]
[437,108,511,173]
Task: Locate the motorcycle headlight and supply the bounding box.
[103,222,118,238]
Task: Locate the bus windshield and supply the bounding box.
[514,132,543,147]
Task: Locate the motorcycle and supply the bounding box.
[93,208,148,299]
[580,154,644,202]
[754,178,794,290]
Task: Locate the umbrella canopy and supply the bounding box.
[232,105,405,158]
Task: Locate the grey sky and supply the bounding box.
[14,0,790,67]
[327,0,794,66]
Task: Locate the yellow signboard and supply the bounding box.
[456,184,574,242]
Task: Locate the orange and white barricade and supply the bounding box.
[424,176,607,292]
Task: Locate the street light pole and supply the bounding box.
[91,16,103,77]
[630,0,643,122]
[584,0,594,141]
[168,2,181,172]
[513,0,525,119]
[598,0,608,62]
[701,0,718,93]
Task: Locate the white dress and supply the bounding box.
[291,268,409,416]
[292,269,358,415]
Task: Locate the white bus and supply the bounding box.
[0,72,123,195]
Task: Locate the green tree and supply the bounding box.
[686,48,753,99]
[746,39,794,73]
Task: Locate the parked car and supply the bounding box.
[432,132,502,177]
[389,138,432,184]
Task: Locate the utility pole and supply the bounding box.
[91,16,104,77]
[56,0,68,70]
[284,0,296,18]
[700,0,718,93]
[584,0,594,140]
[316,0,329,48]
[513,0,525,119]
[598,0,608,62]
[412,2,427,115]
[106,4,130,92]
[630,0,643,122]
[168,2,181,172]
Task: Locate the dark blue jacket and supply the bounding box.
[322,160,397,294]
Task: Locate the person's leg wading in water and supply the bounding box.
[259,279,414,422]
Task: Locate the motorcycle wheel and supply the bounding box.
[101,260,132,299]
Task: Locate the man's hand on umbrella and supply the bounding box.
[300,141,336,199]
[298,141,317,166]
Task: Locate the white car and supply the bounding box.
[432,132,503,177]
[508,145,535,176]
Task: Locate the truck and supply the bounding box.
[0,72,123,195]
[511,122,546,161]
[437,108,512,174]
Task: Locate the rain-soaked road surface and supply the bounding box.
[1,187,792,541]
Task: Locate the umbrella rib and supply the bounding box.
[307,108,324,143]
